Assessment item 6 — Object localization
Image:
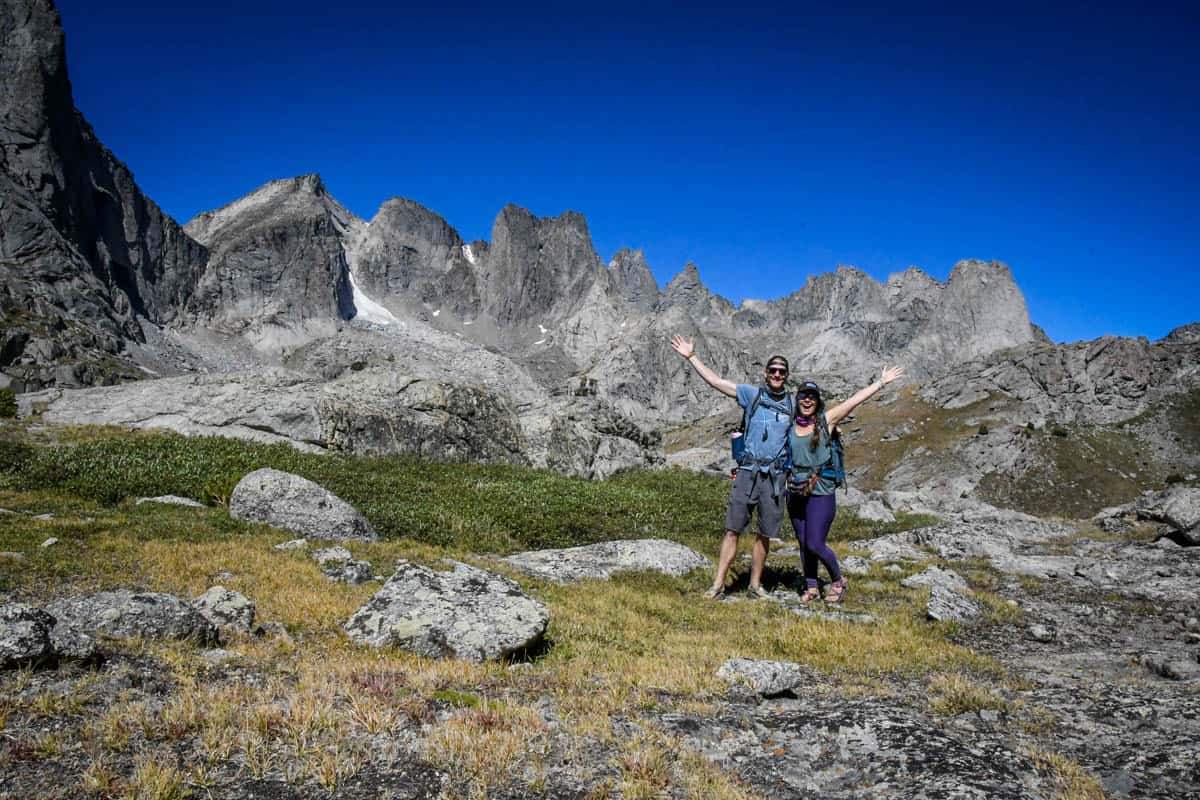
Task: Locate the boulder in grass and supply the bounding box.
[229,469,376,542]
[926,584,982,623]
[193,586,256,633]
[0,603,55,667]
[717,658,815,697]
[46,591,217,645]
[344,560,549,662]
[501,538,710,584]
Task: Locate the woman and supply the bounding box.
[788,366,905,603]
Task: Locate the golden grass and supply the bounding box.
[1027,748,1107,800]
[928,672,1011,716]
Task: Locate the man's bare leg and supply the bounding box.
[749,534,770,589]
[708,530,740,591]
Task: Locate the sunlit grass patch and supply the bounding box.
[928,672,1012,716]
[422,700,549,799]
[1027,747,1107,800]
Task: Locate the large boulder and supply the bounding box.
[902,565,968,592]
[229,468,376,541]
[0,603,55,667]
[46,591,217,645]
[926,584,982,623]
[344,560,548,662]
[501,538,710,584]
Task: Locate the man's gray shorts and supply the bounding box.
[724,467,786,538]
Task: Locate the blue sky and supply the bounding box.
[55,0,1198,343]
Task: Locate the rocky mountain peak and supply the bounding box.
[776,264,889,327]
[609,248,659,311]
[480,204,605,328]
[184,174,355,250]
[663,262,733,323]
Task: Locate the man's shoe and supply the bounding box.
[747,584,770,600]
[702,585,726,600]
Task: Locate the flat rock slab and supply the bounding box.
[46,590,216,645]
[657,693,1048,799]
[763,593,877,624]
[717,658,816,696]
[136,495,206,508]
[344,560,548,662]
[501,538,709,584]
[229,468,376,541]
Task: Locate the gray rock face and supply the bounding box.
[229,468,376,541]
[344,560,548,662]
[46,590,216,644]
[312,546,373,584]
[609,249,659,311]
[347,197,479,321]
[716,658,815,697]
[0,602,55,666]
[501,539,710,584]
[183,175,354,351]
[926,584,982,623]
[0,0,208,390]
[193,586,255,633]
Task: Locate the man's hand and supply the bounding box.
[671,335,695,360]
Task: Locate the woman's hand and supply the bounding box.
[671,335,695,360]
[880,365,905,385]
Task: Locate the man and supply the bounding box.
[671,334,794,599]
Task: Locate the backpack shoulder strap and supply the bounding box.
[743,387,767,431]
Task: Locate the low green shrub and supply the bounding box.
[0,389,16,419]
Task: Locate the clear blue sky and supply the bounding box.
[54,0,1198,343]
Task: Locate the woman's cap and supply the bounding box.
[798,381,821,396]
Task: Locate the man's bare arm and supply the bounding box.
[671,335,738,398]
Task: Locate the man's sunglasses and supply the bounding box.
[766,367,788,376]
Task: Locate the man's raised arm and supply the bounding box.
[671,335,738,398]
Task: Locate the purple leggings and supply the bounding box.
[788,492,840,589]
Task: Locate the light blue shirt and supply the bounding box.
[736,384,793,470]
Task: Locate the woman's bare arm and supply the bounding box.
[825,366,905,425]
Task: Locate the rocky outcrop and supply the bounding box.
[501,539,709,584]
[229,468,376,541]
[0,0,208,389]
[344,560,549,662]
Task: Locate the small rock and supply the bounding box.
[979,709,1001,722]
[199,648,240,666]
[254,621,293,643]
[902,565,968,592]
[33,513,53,521]
[0,551,26,562]
[312,546,353,566]
[193,586,256,632]
[1184,632,1200,644]
[0,603,55,667]
[40,537,58,548]
[717,658,814,697]
[212,571,234,584]
[1028,624,1055,642]
[274,538,308,551]
[885,564,903,573]
[840,555,871,575]
[136,495,206,508]
[1184,617,1199,632]
[324,560,374,585]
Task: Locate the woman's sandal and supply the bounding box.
[823,578,848,604]
[799,587,821,604]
